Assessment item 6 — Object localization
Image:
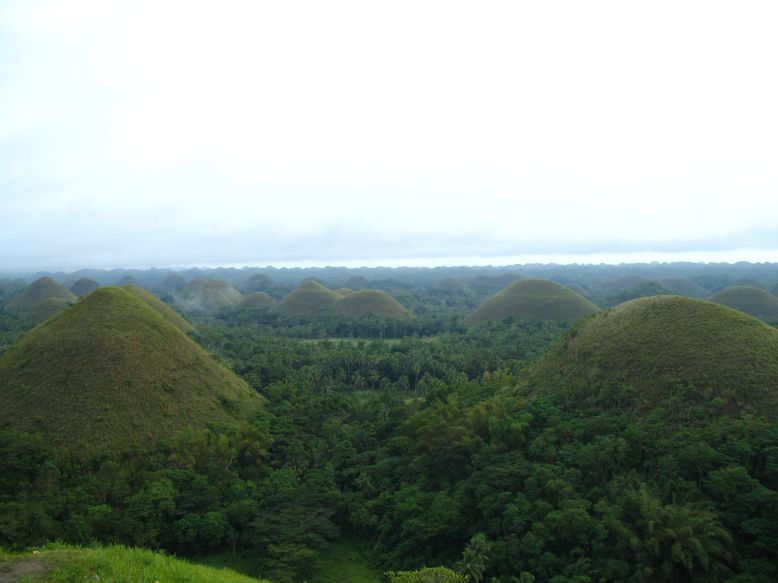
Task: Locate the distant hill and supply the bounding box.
[180,277,244,313]
[710,286,778,324]
[277,280,342,316]
[467,279,599,325]
[526,296,778,418]
[658,277,709,298]
[0,286,260,455]
[116,275,142,287]
[70,277,100,297]
[240,291,275,309]
[241,274,289,299]
[769,281,778,297]
[6,277,77,312]
[0,278,26,302]
[335,288,354,296]
[333,289,411,318]
[592,275,652,295]
[157,273,188,294]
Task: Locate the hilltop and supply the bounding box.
[70,277,100,297]
[0,287,260,455]
[180,277,244,313]
[710,285,778,324]
[5,277,76,312]
[467,278,599,325]
[526,295,778,418]
[333,289,411,318]
[122,284,195,334]
[277,280,342,316]
[240,291,275,308]
[658,277,709,298]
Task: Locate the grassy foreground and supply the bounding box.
[0,544,270,583]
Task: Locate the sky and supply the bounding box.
[1,0,778,271]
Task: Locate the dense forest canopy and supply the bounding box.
[1,262,778,582]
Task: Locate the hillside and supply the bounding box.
[70,277,100,297]
[0,287,260,455]
[467,278,599,325]
[240,291,275,308]
[333,289,411,318]
[122,284,195,333]
[0,544,270,583]
[6,277,76,312]
[657,277,709,298]
[180,277,244,313]
[157,273,188,294]
[277,280,342,316]
[526,295,778,418]
[710,285,778,323]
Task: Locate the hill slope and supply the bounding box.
[333,289,411,318]
[180,277,244,313]
[240,291,275,308]
[0,287,260,455]
[526,295,778,418]
[467,278,599,325]
[122,285,195,333]
[70,277,100,298]
[0,544,270,583]
[709,285,778,324]
[6,277,76,312]
[277,281,342,316]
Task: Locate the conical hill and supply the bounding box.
[277,280,341,316]
[121,285,195,334]
[709,286,778,324]
[180,277,243,313]
[526,296,778,418]
[240,291,275,308]
[70,277,100,297]
[6,277,76,312]
[333,289,411,318]
[0,287,260,455]
[467,278,599,325]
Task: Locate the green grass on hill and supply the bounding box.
[467,278,599,325]
[69,277,99,298]
[180,278,244,313]
[277,281,342,316]
[310,539,383,583]
[0,286,261,456]
[0,544,270,583]
[709,285,778,324]
[333,289,410,318]
[122,285,195,333]
[240,291,275,308]
[6,277,76,312]
[526,295,778,418]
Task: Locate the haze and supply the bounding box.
[1,0,777,271]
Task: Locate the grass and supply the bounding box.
[333,290,410,318]
[310,539,383,583]
[277,281,343,316]
[0,544,270,583]
[709,285,778,323]
[240,292,275,308]
[0,286,261,456]
[527,295,778,418]
[69,277,99,298]
[467,278,599,325]
[6,277,76,312]
[122,285,195,333]
[180,278,244,313]
[658,277,709,299]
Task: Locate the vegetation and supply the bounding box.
[658,276,709,298]
[710,285,778,324]
[69,277,99,297]
[467,278,599,325]
[180,277,244,313]
[277,280,343,316]
[0,287,260,455]
[122,284,195,334]
[241,292,275,309]
[333,289,411,318]
[0,544,270,582]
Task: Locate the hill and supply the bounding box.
[180,277,244,313]
[157,273,188,294]
[70,277,100,297]
[240,291,275,308]
[769,281,778,297]
[526,295,778,418]
[710,285,778,323]
[0,544,270,583]
[5,277,76,312]
[467,278,599,325]
[277,280,342,316]
[0,287,260,455]
[333,289,411,318]
[122,284,195,333]
[658,277,709,298]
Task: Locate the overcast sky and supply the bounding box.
[2,1,777,271]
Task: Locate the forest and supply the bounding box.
[1,263,777,582]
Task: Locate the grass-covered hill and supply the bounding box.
[769,281,778,297]
[526,295,778,418]
[157,272,188,294]
[335,287,354,296]
[5,277,76,312]
[709,285,778,324]
[69,277,100,298]
[116,275,142,287]
[657,276,709,298]
[122,284,195,334]
[277,280,342,316]
[333,289,411,318]
[0,287,260,455]
[467,278,599,325]
[180,277,244,313]
[240,291,275,308]
[0,544,270,583]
